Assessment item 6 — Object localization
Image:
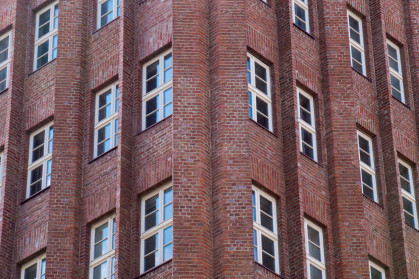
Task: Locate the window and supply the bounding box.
[34,2,59,70]
[293,0,310,32]
[97,0,120,28]
[21,254,46,279]
[304,219,325,279]
[369,261,386,279]
[387,41,404,103]
[0,152,3,186]
[347,11,365,75]
[398,160,418,228]
[297,88,317,161]
[142,50,173,130]
[247,53,272,131]
[94,83,119,157]
[27,123,53,198]
[357,131,377,202]
[89,216,116,279]
[140,183,173,274]
[0,31,12,91]
[252,187,279,273]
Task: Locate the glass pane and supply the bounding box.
[260,195,272,216]
[101,0,112,17]
[24,263,37,279]
[164,87,172,105]
[248,92,253,118]
[146,96,158,115]
[144,234,158,253]
[399,163,409,180]
[349,16,359,31]
[0,68,7,92]
[144,251,158,272]
[262,253,275,272]
[147,60,159,79]
[404,211,415,227]
[164,53,172,71]
[253,230,258,261]
[257,113,269,129]
[38,10,50,38]
[93,261,108,279]
[98,124,111,143]
[391,75,401,91]
[295,5,306,32]
[252,191,256,221]
[401,179,411,194]
[52,35,58,59]
[370,266,383,279]
[302,128,313,147]
[351,46,362,63]
[146,78,158,94]
[95,223,109,242]
[32,133,45,162]
[164,243,172,261]
[46,160,52,175]
[299,94,311,111]
[261,234,274,256]
[255,62,267,81]
[0,36,9,63]
[255,77,267,94]
[360,150,371,167]
[358,135,369,153]
[387,44,398,61]
[303,142,314,159]
[256,97,268,116]
[261,212,273,232]
[247,58,251,83]
[41,259,46,273]
[164,68,172,83]
[97,139,111,156]
[391,87,402,102]
[389,57,399,72]
[164,203,172,220]
[146,112,158,128]
[163,225,173,245]
[308,226,320,245]
[164,103,172,118]
[145,195,159,230]
[30,165,43,184]
[310,264,323,279]
[361,169,373,187]
[309,242,321,261]
[403,198,414,215]
[350,29,361,44]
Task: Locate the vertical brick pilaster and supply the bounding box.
[172,0,212,277]
[45,0,87,277]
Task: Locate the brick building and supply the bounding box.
[0,0,418,278]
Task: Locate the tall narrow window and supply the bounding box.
[293,0,310,32]
[369,261,386,279]
[89,216,116,279]
[0,31,12,91]
[140,183,173,274]
[347,11,365,75]
[357,131,377,202]
[298,88,317,161]
[97,0,120,28]
[27,123,53,198]
[0,152,3,187]
[94,83,119,157]
[398,160,418,228]
[387,41,404,103]
[248,53,272,131]
[252,187,279,273]
[304,219,326,279]
[21,254,46,279]
[34,2,59,70]
[142,50,173,130]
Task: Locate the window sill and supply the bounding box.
[29,58,57,77]
[0,87,9,96]
[20,186,50,205]
[137,259,172,278]
[255,262,283,278]
[249,119,278,138]
[351,68,372,82]
[300,152,323,168]
[88,146,118,164]
[137,115,172,136]
[362,194,384,209]
[293,23,315,40]
[257,0,272,8]
[93,17,120,35]
[392,95,411,110]
[405,222,419,233]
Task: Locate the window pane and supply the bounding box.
[370,266,383,279]
[308,226,320,245]
[164,87,173,117]
[38,10,50,38]
[54,5,59,28]
[41,259,46,273]
[255,77,267,94]
[360,150,371,166]
[146,112,158,128]
[95,223,109,243]
[390,75,402,101]
[94,238,109,259]
[164,188,173,220]
[261,234,274,256]
[93,261,108,279]
[404,211,415,227]
[48,126,54,153]
[37,41,49,68]
[349,16,359,32]
[387,44,398,61]
[163,225,173,245]
[248,91,253,118]
[144,234,159,271]
[253,230,258,262]
[145,194,159,230]
[52,35,58,59]
[0,36,9,63]
[146,95,158,115]
[261,212,273,232]
[309,242,321,261]
[30,165,43,195]
[303,142,314,159]
[351,46,362,63]
[389,57,399,72]
[33,130,45,153]
[262,253,275,272]
[403,198,414,215]
[310,264,323,279]
[24,263,37,279]
[256,97,268,116]
[302,128,313,146]
[260,195,272,216]
[295,4,307,31]
[0,67,7,92]
[257,113,269,129]
[399,163,409,180]
[358,135,369,152]
[361,169,373,187]
[163,226,173,261]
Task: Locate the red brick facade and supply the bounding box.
[0,0,418,278]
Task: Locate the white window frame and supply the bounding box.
[142,49,173,130]
[304,219,326,279]
[398,159,418,228]
[26,122,54,198]
[89,215,116,279]
[252,186,280,274]
[0,31,12,91]
[140,182,173,274]
[0,151,3,187]
[292,0,310,33]
[387,40,405,103]
[247,53,273,132]
[94,83,119,158]
[347,11,366,75]
[357,131,377,202]
[97,0,120,29]
[369,261,386,279]
[34,1,59,71]
[297,88,317,161]
[21,253,46,279]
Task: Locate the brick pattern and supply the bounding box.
[0,0,417,278]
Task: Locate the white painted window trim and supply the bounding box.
[0,31,12,91]
[141,49,173,130]
[292,0,310,33]
[304,219,326,279]
[369,261,386,279]
[347,11,366,75]
[252,186,280,274]
[21,253,46,279]
[34,1,59,70]
[297,88,317,161]
[94,82,119,158]
[357,131,378,202]
[97,0,120,28]
[247,53,273,132]
[398,159,418,228]
[89,215,116,279]
[26,122,54,198]
[140,181,173,274]
[387,40,405,103]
